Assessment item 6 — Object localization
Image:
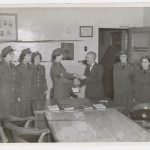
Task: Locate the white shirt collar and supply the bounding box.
[90,62,95,71]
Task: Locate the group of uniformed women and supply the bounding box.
[1,45,150,117]
[113,51,150,114]
[0,46,47,118]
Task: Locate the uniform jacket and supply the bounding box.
[16,63,32,101]
[83,63,104,100]
[134,66,150,103]
[0,60,18,103]
[113,62,134,111]
[51,61,74,101]
[30,64,47,100]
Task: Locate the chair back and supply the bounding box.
[130,103,150,121]
[130,103,150,130]
[34,111,47,129]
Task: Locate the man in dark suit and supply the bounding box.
[80,51,104,104]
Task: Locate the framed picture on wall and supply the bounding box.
[80,26,93,37]
[61,43,74,60]
[0,13,18,41]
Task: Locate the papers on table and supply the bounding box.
[83,106,93,111]
[99,100,108,104]
[72,87,80,93]
[64,107,74,112]
[93,103,106,110]
[47,103,106,113]
[48,105,59,112]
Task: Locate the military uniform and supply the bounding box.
[16,62,32,117]
[51,61,75,105]
[0,46,18,116]
[134,66,150,104]
[113,63,134,113]
[31,64,47,111]
[0,61,18,116]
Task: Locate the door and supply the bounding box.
[99,28,128,100]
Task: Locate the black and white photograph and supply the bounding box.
[1,1,150,149]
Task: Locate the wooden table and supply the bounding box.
[45,108,150,142]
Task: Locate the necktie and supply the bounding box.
[122,63,125,69]
[37,65,39,71]
[89,64,93,71]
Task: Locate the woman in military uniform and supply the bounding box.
[134,56,150,104]
[113,51,134,114]
[50,48,77,106]
[0,46,18,116]
[31,51,47,111]
[16,48,33,117]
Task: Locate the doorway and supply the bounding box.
[99,28,129,100]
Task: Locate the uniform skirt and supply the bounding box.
[18,99,32,117]
[31,96,46,111]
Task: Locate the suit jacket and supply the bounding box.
[50,61,74,101]
[16,63,32,101]
[30,64,47,100]
[83,63,104,100]
[0,60,18,103]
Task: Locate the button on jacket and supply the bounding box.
[0,60,18,115]
[31,64,47,100]
[16,63,32,100]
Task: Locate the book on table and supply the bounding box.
[64,107,74,112]
[72,87,80,93]
[93,103,106,109]
[48,105,59,111]
[83,106,93,111]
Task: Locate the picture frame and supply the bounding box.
[80,26,93,37]
[0,13,18,41]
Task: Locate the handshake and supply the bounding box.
[73,73,86,86]
[73,73,86,80]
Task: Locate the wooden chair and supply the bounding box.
[129,103,150,130]
[34,111,47,129]
[0,125,9,143]
[1,115,51,143]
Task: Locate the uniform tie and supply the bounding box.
[122,63,125,69]
[37,65,39,71]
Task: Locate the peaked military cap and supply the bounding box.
[21,48,32,55]
[52,48,63,56]
[1,45,15,57]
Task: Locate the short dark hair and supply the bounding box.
[51,53,61,62]
[141,56,150,62]
[31,53,42,63]
[18,53,26,62]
